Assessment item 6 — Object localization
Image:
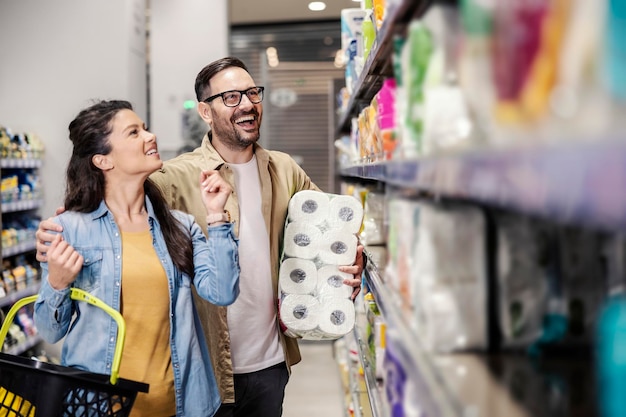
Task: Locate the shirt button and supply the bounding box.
[116,255,120,259]
[116,282,120,286]
[110,337,114,342]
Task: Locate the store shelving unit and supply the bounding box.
[337,0,622,416]
[335,336,374,417]
[341,139,626,232]
[1,156,44,356]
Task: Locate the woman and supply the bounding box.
[33,99,239,417]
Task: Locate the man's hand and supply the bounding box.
[35,207,66,263]
[47,234,83,290]
[338,244,365,300]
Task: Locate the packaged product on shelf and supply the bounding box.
[278,190,364,340]
[604,0,626,102]
[597,290,626,417]
[412,202,488,352]
[341,8,367,94]
[496,213,550,349]
[458,0,497,147]
[362,9,376,61]
[375,77,397,159]
[373,0,386,29]
[357,104,382,161]
[384,197,420,311]
[359,187,385,246]
[557,226,606,343]
[397,20,433,158]
[364,293,386,380]
[420,4,475,156]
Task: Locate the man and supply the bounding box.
[36,56,364,417]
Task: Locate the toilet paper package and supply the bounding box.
[279,190,364,340]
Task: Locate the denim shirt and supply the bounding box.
[34,198,240,417]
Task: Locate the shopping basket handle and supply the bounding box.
[0,288,126,386]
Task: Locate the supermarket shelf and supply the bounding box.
[363,258,461,417]
[2,240,37,258]
[0,158,43,169]
[341,139,626,231]
[4,334,42,356]
[336,0,433,134]
[1,198,43,213]
[0,281,41,309]
[335,337,372,417]
[353,325,388,417]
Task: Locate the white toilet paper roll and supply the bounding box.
[280,294,321,332]
[317,298,356,337]
[279,258,318,295]
[318,231,357,265]
[288,190,330,225]
[316,265,353,299]
[328,195,364,234]
[283,222,322,259]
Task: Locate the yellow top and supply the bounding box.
[118,230,176,417]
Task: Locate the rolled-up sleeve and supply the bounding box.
[191,221,240,306]
[33,269,73,343]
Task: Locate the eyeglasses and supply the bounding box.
[203,86,265,107]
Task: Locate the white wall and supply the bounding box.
[0,0,228,217]
[149,0,229,155]
[0,0,148,217]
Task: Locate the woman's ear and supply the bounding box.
[92,154,113,171]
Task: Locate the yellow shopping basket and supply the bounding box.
[0,288,149,417]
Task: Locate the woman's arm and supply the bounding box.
[190,220,240,306]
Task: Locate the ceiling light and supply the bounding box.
[308,2,326,12]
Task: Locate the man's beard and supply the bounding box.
[212,112,260,151]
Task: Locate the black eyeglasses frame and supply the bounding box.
[202,86,265,107]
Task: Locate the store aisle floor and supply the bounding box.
[283,340,345,417]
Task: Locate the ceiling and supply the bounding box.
[229,0,363,25]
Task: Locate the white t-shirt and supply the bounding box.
[227,155,284,373]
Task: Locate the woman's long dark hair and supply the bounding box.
[65,100,194,276]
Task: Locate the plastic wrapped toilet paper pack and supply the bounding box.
[279,190,364,340]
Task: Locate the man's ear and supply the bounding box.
[197,102,213,127]
[92,154,113,171]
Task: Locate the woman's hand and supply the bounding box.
[200,170,232,216]
[47,234,84,290]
